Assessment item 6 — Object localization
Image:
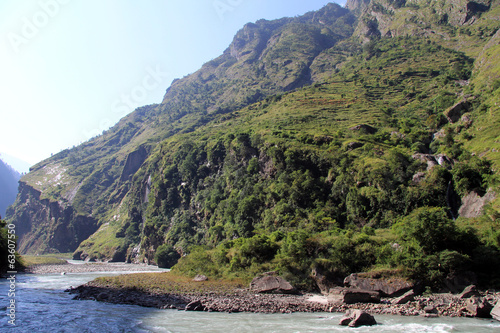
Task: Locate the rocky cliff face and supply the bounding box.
[8,182,99,254]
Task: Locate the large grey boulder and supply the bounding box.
[250,272,296,294]
[344,273,413,297]
[339,309,377,327]
[185,300,206,311]
[392,289,416,305]
[459,285,480,299]
[491,301,500,322]
[466,296,493,318]
[335,288,381,304]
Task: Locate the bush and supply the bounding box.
[155,244,181,269]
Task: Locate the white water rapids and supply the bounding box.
[1,271,499,332]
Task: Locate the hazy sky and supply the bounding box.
[0,0,345,169]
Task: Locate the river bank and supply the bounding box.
[27,260,500,319]
[4,273,500,332]
[68,276,500,318]
[25,261,161,274]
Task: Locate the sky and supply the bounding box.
[0,0,345,172]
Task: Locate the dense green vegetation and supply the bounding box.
[7,0,500,290]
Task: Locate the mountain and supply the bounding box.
[7,0,500,289]
[0,159,20,218]
[0,153,31,174]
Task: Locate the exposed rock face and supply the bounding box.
[459,190,496,218]
[10,182,99,254]
[444,99,471,123]
[120,146,149,181]
[339,309,377,327]
[344,273,414,297]
[250,272,296,294]
[412,154,454,171]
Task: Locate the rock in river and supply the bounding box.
[339,309,377,327]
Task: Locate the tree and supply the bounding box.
[394,207,459,254]
[154,244,180,269]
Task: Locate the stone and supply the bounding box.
[349,124,377,134]
[424,305,437,314]
[459,285,480,299]
[443,271,478,294]
[185,300,206,312]
[193,275,208,282]
[392,289,415,305]
[344,273,413,297]
[491,301,500,322]
[347,141,364,150]
[466,296,493,318]
[250,272,296,294]
[341,288,381,304]
[311,266,342,295]
[339,309,377,327]
[444,99,470,123]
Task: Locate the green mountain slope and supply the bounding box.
[7,0,500,289]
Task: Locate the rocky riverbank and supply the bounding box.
[67,280,500,318]
[26,261,162,274]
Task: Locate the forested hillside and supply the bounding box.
[7,0,500,290]
[0,159,20,218]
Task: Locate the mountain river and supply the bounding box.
[1,269,500,332]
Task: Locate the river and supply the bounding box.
[1,270,500,332]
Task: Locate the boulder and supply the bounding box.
[459,285,480,299]
[193,275,208,282]
[466,296,493,318]
[444,99,470,123]
[344,273,413,297]
[392,289,416,305]
[185,300,206,312]
[250,272,296,294]
[341,288,381,304]
[491,301,500,322]
[442,271,477,294]
[424,305,437,314]
[339,309,377,327]
[349,124,377,134]
[311,266,342,295]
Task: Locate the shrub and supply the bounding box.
[155,244,181,269]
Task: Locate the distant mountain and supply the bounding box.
[0,153,32,174]
[6,0,500,289]
[0,159,20,218]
